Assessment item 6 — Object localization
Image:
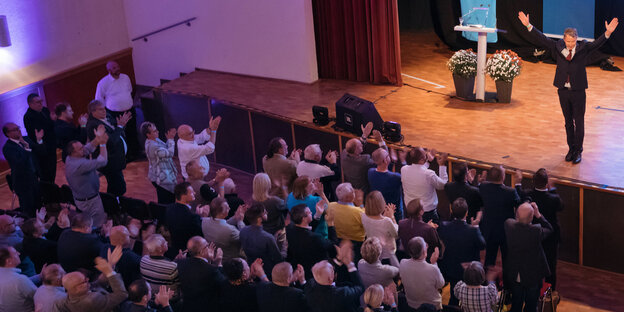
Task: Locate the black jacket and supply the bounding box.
[86,116,126,173]
[23,107,56,153]
[515,186,563,243]
[478,183,521,242]
[22,236,58,273]
[57,229,105,274]
[504,217,553,286]
[176,257,226,312]
[286,222,337,279]
[437,219,485,282]
[54,119,87,161]
[444,181,483,221]
[2,137,44,193]
[304,270,364,312]
[165,203,203,253]
[528,27,608,90]
[256,282,306,312]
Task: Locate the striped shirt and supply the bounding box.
[140,255,180,295]
[454,281,498,312]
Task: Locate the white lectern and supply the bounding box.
[453,26,498,101]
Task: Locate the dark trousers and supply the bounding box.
[152,182,175,204]
[448,279,460,306]
[422,209,440,225]
[484,238,507,268]
[510,281,540,312]
[103,170,126,197]
[37,150,57,183]
[543,239,558,290]
[557,88,586,152]
[107,107,141,159]
[16,182,41,217]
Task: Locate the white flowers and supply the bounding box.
[486,50,523,82]
[447,49,477,78]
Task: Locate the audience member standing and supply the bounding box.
[286,176,330,238]
[263,137,300,189]
[444,162,483,221]
[505,202,553,312]
[253,173,289,239]
[340,123,385,194]
[437,198,486,306]
[479,165,521,268]
[327,183,366,261]
[86,99,131,196]
[256,262,308,312]
[219,257,268,312]
[95,61,141,160]
[177,117,221,179]
[54,103,87,161]
[2,122,44,217]
[398,200,442,261]
[515,169,563,290]
[201,197,245,261]
[401,147,448,224]
[65,126,109,228]
[368,147,405,220]
[453,262,498,312]
[0,245,39,312]
[361,191,399,267]
[240,204,284,277]
[141,122,178,204]
[399,237,444,311]
[165,182,203,254]
[23,93,57,183]
[297,144,340,200]
[357,237,399,289]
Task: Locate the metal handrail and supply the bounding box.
[131,17,197,42]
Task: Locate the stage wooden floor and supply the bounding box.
[160,31,624,189]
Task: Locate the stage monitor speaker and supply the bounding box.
[383,121,402,143]
[312,106,329,126]
[334,93,384,136]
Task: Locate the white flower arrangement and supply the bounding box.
[447,49,477,78]
[486,50,523,82]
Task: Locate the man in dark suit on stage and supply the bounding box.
[166,182,203,254]
[505,202,553,312]
[86,99,131,196]
[2,122,44,217]
[437,198,486,307]
[514,168,563,290]
[23,93,57,182]
[518,12,619,164]
[478,165,521,269]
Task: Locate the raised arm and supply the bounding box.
[518,11,557,51]
[586,18,619,52]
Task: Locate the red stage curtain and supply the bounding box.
[312,0,402,86]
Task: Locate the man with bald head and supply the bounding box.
[95,60,141,160]
[368,147,404,220]
[59,250,128,312]
[305,256,364,312]
[340,122,386,194]
[102,225,141,287]
[256,262,307,312]
[177,116,221,179]
[504,202,553,312]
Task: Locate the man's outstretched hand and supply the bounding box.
[518,11,530,27]
[606,18,619,37]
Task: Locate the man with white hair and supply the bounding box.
[177,117,221,179]
[140,234,180,299]
[327,183,365,260]
[504,202,553,312]
[297,144,338,180]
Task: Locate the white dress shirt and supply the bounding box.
[296,161,335,180]
[401,163,448,212]
[95,73,133,112]
[177,129,215,178]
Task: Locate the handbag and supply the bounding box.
[538,287,560,312]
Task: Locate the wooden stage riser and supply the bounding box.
[145,90,624,275]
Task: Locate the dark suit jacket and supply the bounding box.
[100,244,142,287]
[219,280,259,312]
[165,203,203,253]
[515,186,563,243]
[2,137,44,193]
[504,217,553,286]
[304,270,364,312]
[256,282,307,312]
[55,119,87,161]
[176,257,226,312]
[478,183,521,242]
[57,229,105,274]
[444,181,483,220]
[23,107,56,153]
[437,220,485,282]
[286,223,337,279]
[529,27,608,90]
[22,236,58,273]
[86,116,126,173]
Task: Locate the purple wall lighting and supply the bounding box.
[0,15,10,47]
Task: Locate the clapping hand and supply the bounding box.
[35,129,44,142]
[107,245,123,268]
[116,111,132,127]
[234,204,249,222]
[372,129,383,142]
[315,200,327,219]
[311,178,324,195]
[361,122,374,138]
[427,220,439,229]
[430,247,440,264]
[209,116,222,132]
[478,170,488,183]
[78,114,88,127]
[383,284,397,306]
[155,285,174,307]
[165,128,177,140]
[289,149,302,162]
[518,11,530,27]
[514,169,523,184]
[325,150,337,164]
[215,168,230,184]
[56,208,71,228]
[36,207,47,223]
[606,18,619,37]
[94,125,108,145]
[436,152,448,166]
[335,240,354,265]
[383,203,396,220]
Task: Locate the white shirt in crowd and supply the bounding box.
[401,163,448,212]
[296,161,334,180]
[95,73,133,112]
[177,129,215,179]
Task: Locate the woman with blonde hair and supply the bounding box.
[252,173,288,253]
[363,284,397,312]
[361,191,399,267]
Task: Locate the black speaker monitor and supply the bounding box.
[334,93,384,136]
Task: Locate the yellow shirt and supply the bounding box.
[328,202,365,242]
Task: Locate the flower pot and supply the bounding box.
[452,74,475,99]
[495,80,513,103]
